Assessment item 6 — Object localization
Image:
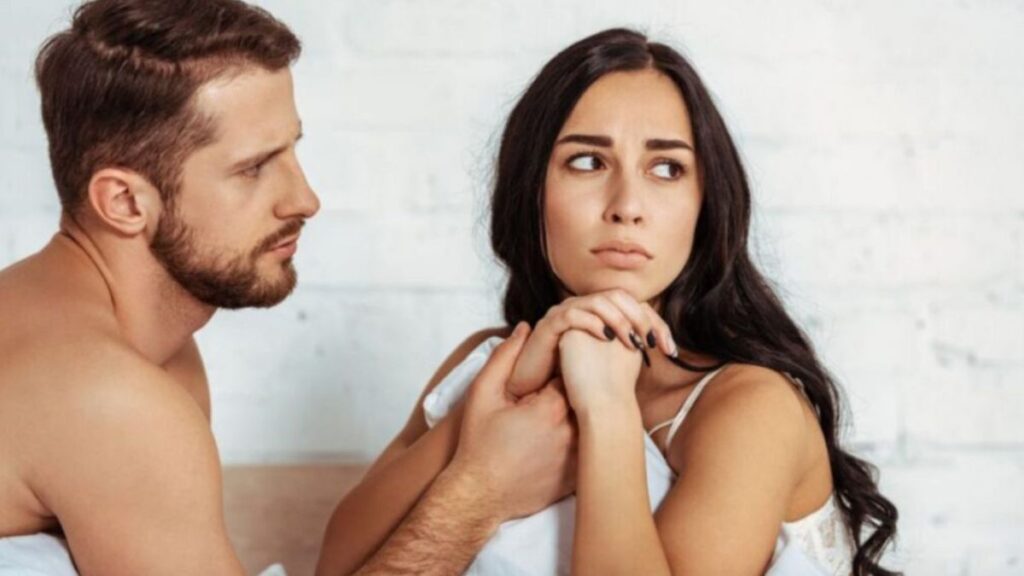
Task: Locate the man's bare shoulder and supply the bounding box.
[2,330,203,455]
[9,329,206,435]
[0,329,217,531]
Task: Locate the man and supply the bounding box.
[0,1,573,574]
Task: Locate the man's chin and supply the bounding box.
[183,265,297,310]
[220,271,297,309]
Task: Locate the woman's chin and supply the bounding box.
[569,279,662,303]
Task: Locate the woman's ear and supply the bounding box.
[85,168,161,237]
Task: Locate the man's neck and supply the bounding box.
[58,213,215,365]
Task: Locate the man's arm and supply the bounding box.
[354,462,502,576]
[316,329,504,576]
[34,348,244,576]
[351,323,576,575]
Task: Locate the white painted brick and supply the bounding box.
[0,2,72,70]
[322,0,594,59]
[811,300,924,446]
[763,212,1018,290]
[906,363,1024,445]
[914,134,1024,212]
[929,303,1024,368]
[298,211,494,289]
[296,59,503,132]
[745,137,918,212]
[0,72,46,149]
[301,129,480,214]
[1,207,60,265]
[200,287,498,462]
[0,146,59,214]
[879,449,1024,574]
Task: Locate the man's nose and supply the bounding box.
[276,157,320,220]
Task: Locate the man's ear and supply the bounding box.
[86,168,162,237]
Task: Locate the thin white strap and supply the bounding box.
[661,366,727,450]
[646,418,674,437]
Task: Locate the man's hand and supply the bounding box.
[355,322,577,575]
[452,322,577,520]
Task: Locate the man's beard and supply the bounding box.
[150,208,304,309]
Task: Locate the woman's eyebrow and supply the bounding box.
[556,134,612,147]
[555,134,693,152]
[646,138,693,151]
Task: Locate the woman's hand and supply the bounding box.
[558,329,643,416]
[507,289,677,398]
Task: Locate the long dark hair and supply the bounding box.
[490,28,899,576]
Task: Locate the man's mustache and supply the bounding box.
[254,219,306,256]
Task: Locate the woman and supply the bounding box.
[318,28,898,576]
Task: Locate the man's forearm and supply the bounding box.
[355,461,502,576]
[318,415,461,576]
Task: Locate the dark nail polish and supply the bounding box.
[628,331,644,350]
[646,330,656,349]
[603,325,615,341]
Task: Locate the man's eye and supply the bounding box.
[567,154,604,172]
[241,161,266,179]
[651,160,685,180]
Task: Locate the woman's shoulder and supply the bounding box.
[698,364,809,418]
[667,363,819,476]
[433,326,511,382]
[419,326,511,396]
[390,326,512,444]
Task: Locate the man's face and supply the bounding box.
[151,66,319,309]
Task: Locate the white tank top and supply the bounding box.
[423,336,855,575]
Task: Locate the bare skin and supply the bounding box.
[320,68,838,576]
[317,325,579,576]
[0,66,318,575]
[540,70,836,575]
[3,61,585,576]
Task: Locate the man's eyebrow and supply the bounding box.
[229,128,303,172]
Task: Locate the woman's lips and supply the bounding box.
[591,249,649,270]
[590,240,652,270]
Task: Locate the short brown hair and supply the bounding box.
[35,0,301,213]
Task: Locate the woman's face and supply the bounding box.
[543,69,702,304]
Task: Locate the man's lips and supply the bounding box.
[272,235,300,250]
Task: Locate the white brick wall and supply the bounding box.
[3,1,1022,572]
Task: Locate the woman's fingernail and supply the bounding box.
[629,331,644,350]
[646,330,656,349]
[670,346,679,358]
[603,325,615,341]
[514,321,528,337]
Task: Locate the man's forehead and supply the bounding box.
[191,67,299,155]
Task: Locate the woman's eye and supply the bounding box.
[651,160,685,180]
[567,154,604,172]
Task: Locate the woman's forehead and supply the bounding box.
[558,69,693,142]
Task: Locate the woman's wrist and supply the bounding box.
[574,393,643,434]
